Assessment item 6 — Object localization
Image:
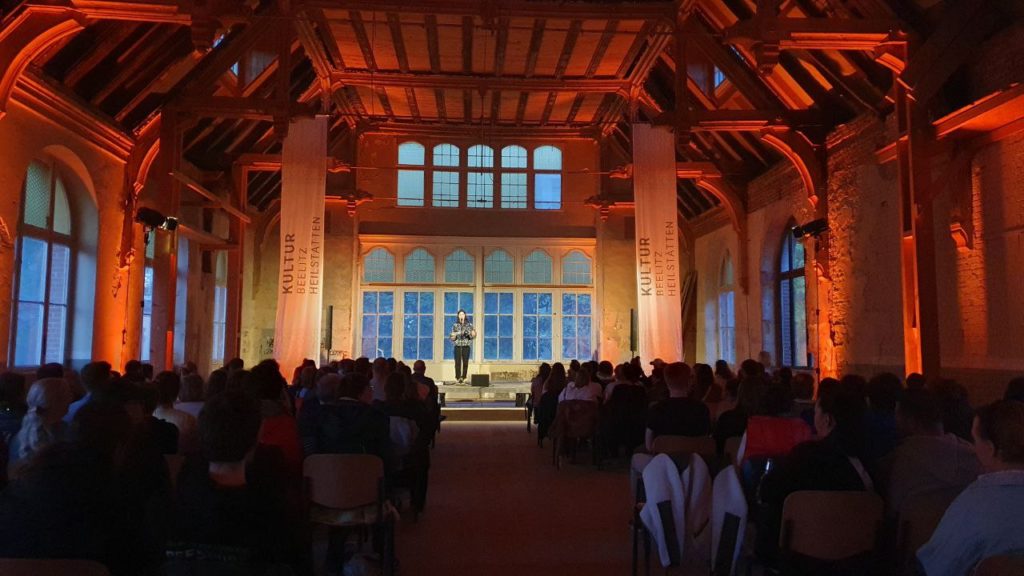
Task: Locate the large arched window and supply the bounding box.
[397,141,425,206]
[561,250,592,285]
[533,146,562,210]
[500,145,527,209]
[778,229,807,367]
[718,252,736,364]
[444,249,474,283]
[432,143,460,207]
[363,247,395,283]
[211,250,228,367]
[467,145,494,208]
[12,159,75,367]
[404,248,435,283]
[523,249,553,284]
[140,239,154,362]
[484,249,514,284]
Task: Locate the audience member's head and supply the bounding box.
[905,372,926,391]
[774,367,793,387]
[972,400,1024,472]
[226,369,252,397]
[757,350,773,369]
[792,372,815,402]
[537,362,552,383]
[932,379,974,441]
[739,359,765,380]
[36,363,64,380]
[339,373,371,404]
[199,391,262,466]
[154,371,181,407]
[760,381,793,416]
[815,376,867,453]
[252,364,286,403]
[69,400,134,465]
[316,373,342,403]
[339,358,356,375]
[413,360,427,375]
[372,357,389,380]
[207,369,228,397]
[1004,377,1024,403]
[693,363,714,400]
[141,363,154,381]
[598,361,613,378]
[136,383,160,417]
[123,360,144,382]
[181,374,205,402]
[14,378,72,461]
[0,371,27,410]
[896,388,944,437]
[226,357,245,374]
[714,360,734,381]
[867,372,902,413]
[354,357,372,379]
[664,362,692,396]
[545,363,567,395]
[298,366,317,391]
[573,367,591,390]
[385,372,407,402]
[81,361,112,395]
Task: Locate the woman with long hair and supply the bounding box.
[449,309,476,384]
[8,378,71,474]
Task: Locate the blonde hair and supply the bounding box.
[13,377,71,461]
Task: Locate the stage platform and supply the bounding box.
[437,381,531,422]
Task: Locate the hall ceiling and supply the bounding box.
[5,0,994,216]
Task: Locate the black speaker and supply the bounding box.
[470,374,490,387]
[629,308,638,354]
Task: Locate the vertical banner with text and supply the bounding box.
[632,123,683,364]
[274,116,327,371]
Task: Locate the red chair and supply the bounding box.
[742,416,812,462]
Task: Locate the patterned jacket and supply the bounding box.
[449,322,476,347]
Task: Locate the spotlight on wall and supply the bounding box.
[135,207,178,231]
[792,218,828,239]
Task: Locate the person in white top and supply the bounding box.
[153,371,198,454]
[558,367,603,403]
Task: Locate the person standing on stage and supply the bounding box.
[449,310,476,384]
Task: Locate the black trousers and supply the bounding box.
[454,345,470,380]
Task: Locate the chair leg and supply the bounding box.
[632,518,640,576]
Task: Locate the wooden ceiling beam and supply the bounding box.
[434,87,447,122]
[689,108,827,130]
[405,87,421,121]
[565,93,586,123]
[364,122,599,139]
[425,15,441,74]
[515,91,529,126]
[176,95,316,119]
[462,16,474,74]
[723,16,905,51]
[493,17,509,77]
[330,71,630,92]
[540,92,556,125]
[90,25,179,106]
[348,10,378,72]
[686,19,782,110]
[586,20,619,78]
[555,20,583,78]
[69,1,193,24]
[312,1,674,20]
[523,19,546,78]
[63,22,138,88]
[388,13,410,73]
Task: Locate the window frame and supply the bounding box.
[717,252,736,365]
[10,158,76,368]
[776,227,808,368]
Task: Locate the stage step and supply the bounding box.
[441,407,526,422]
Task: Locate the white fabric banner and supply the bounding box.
[632,123,683,364]
[274,116,327,371]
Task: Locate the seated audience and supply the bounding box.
[64,361,111,423]
[8,377,72,473]
[175,373,205,418]
[865,372,902,462]
[535,363,567,442]
[206,368,229,397]
[299,373,392,471]
[714,360,734,388]
[595,360,614,387]
[0,372,27,440]
[412,360,438,404]
[529,362,552,423]
[153,371,198,454]
[878,388,980,517]
[558,367,602,403]
[933,379,974,442]
[757,377,872,562]
[137,384,179,455]
[166,390,307,573]
[601,364,648,456]
[694,363,722,403]
[917,400,1024,576]
[789,372,816,424]
[252,362,302,474]
[1004,377,1024,403]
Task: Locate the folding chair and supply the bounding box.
[895,486,964,574]
[779,491,883,573]
[0,559,111,576]
[974,555,1024,576]
[550,400,600,469]
[651,435,717,461]
[303,454,395,576]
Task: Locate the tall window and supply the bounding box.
[562,293,592,361]
[211,251,228,367]
[404,248,435,283]
[364,248,395,283]
[432,144,460,207]
[173,238,189,366]
[397,142,425,206]
[444,249,474,283]
[500,145,528,208]
[523,250,552,284]
[778,230,807,367]
[533,146,562,210]
[361,291,394,358]
[12,160,73,367]
[484,249,514,284]
[140,239,154,362]
[467,145,494,208]
[562,250,592,285]
[402,292,433,360]
[443,292,474,360]
[483,292,514,360]
[718,253,736,365]
[522,292,553,360]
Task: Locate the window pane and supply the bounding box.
[468,145,494,168]
[501,145,527,168]
[22,160,51,229]
[468,172,494,208]
[562,292,592,361]
[397,170,425,206]
[780,278,792,366]
[433,143,460,167]
[18,237,49,302]
[562,251,592,285]
[45,304,66,364]
[140,313,151,362]
[793,240,805,270]
[484,291,513,360]
[432,171,459,207]
[52,177,71,235]
[362,291,394,358]
[404,248,435,283]
[364,248,395,283]
[14,302,44,366]
[49,244,70,306]
[781,235,792,273]
[398,142,425,165]
[484,250,513,284]
[402,292,433,361]
[523,250,552,284]
[500,173,527,209]
[721,254,734,287]
[719,290,735,364]
[143,266,154,314]
[522,292,552,361]
[534,173,561,210]
[794,276,807,366]
[533,146,562,170]
[444,249,474,283]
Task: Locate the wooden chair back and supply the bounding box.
[303,453,384,510]
[974,555,1024,576]
[896,485,964,568]
[552,400,600,440]
[651,435,717,459]
[780,491,883,561]
[0,559,111,575]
